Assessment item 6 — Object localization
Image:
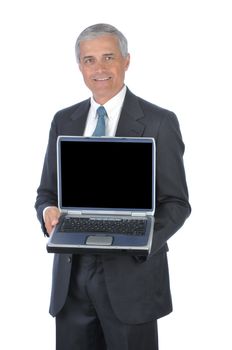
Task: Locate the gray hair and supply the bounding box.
[75,23,128,62]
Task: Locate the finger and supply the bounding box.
[46,218,57,234]
[51,215,59,225]
[45,221,53,235]
[44,207,61,235]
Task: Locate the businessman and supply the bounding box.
[35,23,191,350]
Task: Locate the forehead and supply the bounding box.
[79,35,121,56]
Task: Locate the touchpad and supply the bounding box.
[86,236,113,246]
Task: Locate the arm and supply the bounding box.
[35,118,59,236]
[151,112,191,255]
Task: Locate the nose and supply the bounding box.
[94,59,107,72]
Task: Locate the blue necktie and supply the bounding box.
[92,106,107,136]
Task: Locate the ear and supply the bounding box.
[124,53,130,71]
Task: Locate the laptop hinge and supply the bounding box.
[66,211,147,217]
[67,210,82,215]
[131,212,146,217]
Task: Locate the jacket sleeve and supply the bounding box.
[151,112,191,255]
[35,117,58,236]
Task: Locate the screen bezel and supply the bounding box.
[57,136,155,215]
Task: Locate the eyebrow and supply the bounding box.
[82,53,115,59]
[82,55,94,60]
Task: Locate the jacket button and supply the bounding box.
[67,256,72,263]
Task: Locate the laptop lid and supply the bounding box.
[57,136,155,216]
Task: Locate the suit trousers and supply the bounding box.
[56,254,159,350]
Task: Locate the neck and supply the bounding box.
[93,85,125,105]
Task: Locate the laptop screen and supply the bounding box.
[58,137,155,212]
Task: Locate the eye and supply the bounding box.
[83,57,95,65]
[104,55,115,61]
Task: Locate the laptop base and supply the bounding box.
[46,243,149,256]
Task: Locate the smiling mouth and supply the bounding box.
[93,77,112,81]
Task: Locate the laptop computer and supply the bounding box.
[47,136,156,256]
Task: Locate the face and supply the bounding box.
[78,35,130,104]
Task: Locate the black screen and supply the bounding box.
[60,139,153,210]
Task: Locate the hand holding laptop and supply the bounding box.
[44,207,61,235]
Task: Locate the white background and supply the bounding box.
[0,0,231,349]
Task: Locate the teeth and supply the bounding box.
[94,77,110,81]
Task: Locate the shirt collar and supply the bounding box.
[90,85,127,118]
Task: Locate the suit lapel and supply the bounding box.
[69,99,91,135]
[116,89,145,137]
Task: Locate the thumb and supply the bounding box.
[51,217,59,226]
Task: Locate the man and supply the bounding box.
[35,23,191,350]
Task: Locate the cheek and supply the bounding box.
[83,77,93,88]
[116,68,126,81]
[80,65,91,78]
[81,71,92,84]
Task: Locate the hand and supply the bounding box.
[44,206,61,236]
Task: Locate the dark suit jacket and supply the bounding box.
[35,88,191,324]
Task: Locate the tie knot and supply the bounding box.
[97,106,107,118]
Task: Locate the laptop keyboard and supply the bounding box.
[60,217,146,236]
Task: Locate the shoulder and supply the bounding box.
[52,99,90,122]
[126,88,175,115]
[138,96,173,116]
[125,88,178,127]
